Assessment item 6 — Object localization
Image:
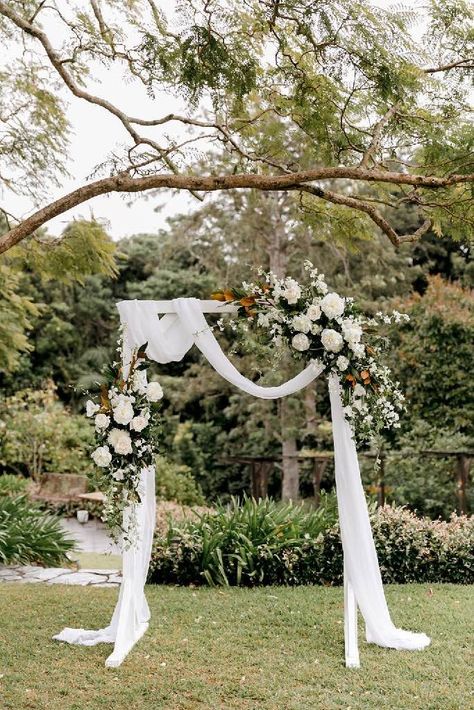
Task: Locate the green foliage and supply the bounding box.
[0,495,76,566]
[0,64,70,200]
[392,276,474,436]
[1,1,473,242]
[0,264,39,373]
[0,384,94,481]
[35,496,104,520]
[0,474,28,497]
[383,422,472,519]
[148,500,473,586]
[13,221,118,284]
[0,217,117,376]
[155,456,206,506]
[148,494,338,586]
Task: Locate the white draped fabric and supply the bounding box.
[54,297,430,668]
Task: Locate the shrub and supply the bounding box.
[0,496,76,566]
[155,457,206,506]
[0,474,28,497]
[148,494,338,586]
[148,500,473,587]
[35,496,104,520]
[380,421,472,519]
[0,383,94,482]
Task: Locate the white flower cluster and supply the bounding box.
[229,261,408,444]
[87,379,162,466]
[85,350,164,543]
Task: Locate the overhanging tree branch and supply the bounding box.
[0,167,470,254]
[0,0,472,255]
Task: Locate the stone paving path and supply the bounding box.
[0,563,121,587]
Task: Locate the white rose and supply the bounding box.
[307,303,321,321]
[310,323,321,335]
[130,413,149,432]
[350,342,365,358]
[91,446,112,467]
[336,355,350,371]
[282,278,301,305]
[353,384,366,398]
[321,328,344,353]
[292,333,310,352]
[132,369,148,395]
[291,314,312,334]
[86,400,100,417]
[113,398,135,426]
[95,413,110,431]
[342,319,362,345]
[320,292,345,320]
[147,381,164,402]
[108,428,133,455]
[343,405,353,418]
[112,469,125,481]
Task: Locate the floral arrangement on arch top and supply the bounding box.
[211,260,408,446]
[85,343,164,545]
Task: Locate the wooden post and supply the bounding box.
[251,460,272,499]
[312,459,328,506]
[455,454,470,515]
[377,454,386,508]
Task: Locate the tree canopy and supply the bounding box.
[0,0,472,256]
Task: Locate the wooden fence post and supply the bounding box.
[312,459,328,506]
[455,454,470,515]
[377,454,386,508]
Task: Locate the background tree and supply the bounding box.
[0,0,472,256]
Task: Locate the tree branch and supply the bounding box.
[359,102,400,169]
[425,59,474,74]
[297,185,432,247]
[0,166,470,254]
[0,1,205,200]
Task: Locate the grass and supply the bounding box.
[0,583,472,710]
[72,551,122,570]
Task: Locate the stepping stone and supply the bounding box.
[93,582,119,588]
[23,568,71,581]
[80,569,120,575]
[48,572,108,586]
[0,569,23,579]
[106,575,123,584]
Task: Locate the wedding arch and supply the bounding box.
[54,293,430,669]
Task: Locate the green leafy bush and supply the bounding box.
[0,384,94,481]
[0,496,76,566]
[0,474,28,497]
[35,497,104,520]
[148,500,473,587]
[155,457,206,506]
[383,422,472,519]
[148,494,338,586]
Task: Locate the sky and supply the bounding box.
[5,0,417,241]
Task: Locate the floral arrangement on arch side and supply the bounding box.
[211,260,409,446]
[85,342,164,544]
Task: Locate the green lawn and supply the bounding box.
[0,584,472,710]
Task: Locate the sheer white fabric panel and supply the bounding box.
[328,375,430,650]
[54,296,429,666]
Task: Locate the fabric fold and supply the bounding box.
[329,374,430,651]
